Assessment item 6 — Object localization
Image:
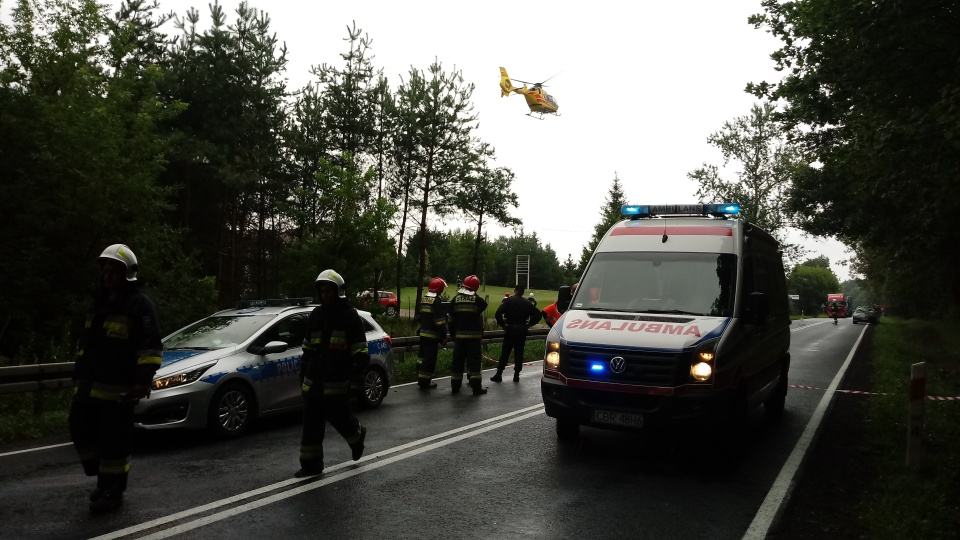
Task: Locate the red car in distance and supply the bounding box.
[359,290,399,316]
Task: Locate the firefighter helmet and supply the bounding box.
[428,277,447,294]
[462,275,480,292]
[98,244,139,281]
[315,269,346,298]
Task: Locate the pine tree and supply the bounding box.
[577,173,628,272]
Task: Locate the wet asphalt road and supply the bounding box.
[0,318,869,540]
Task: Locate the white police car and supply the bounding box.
[133,298,395,438]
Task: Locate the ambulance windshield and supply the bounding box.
[572,252,737,317]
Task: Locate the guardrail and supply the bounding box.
[0,328,551,395]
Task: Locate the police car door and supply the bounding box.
[251,312,309,412]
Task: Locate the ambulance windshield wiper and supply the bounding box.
[635,309,704,316]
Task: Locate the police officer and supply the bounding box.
[296,269,369,477]
[448,275,488,395]
[493,285,543,382]
[416,277,448,390]
[70,244,162,513]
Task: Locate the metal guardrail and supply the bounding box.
[0,328,551,395]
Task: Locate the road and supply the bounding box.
[0,318,868,540]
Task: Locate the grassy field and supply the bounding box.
[857,317,960,538]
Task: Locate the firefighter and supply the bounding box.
[448,275,488,395]
[541,301,561,328]
[70,244,163,514]
[416,277,448,390]
[493,285,543,382]
[296,269,370,477]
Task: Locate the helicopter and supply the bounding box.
[499,67,559,119]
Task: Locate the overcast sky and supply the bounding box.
[131,0,852,281]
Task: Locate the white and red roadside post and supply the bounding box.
[907,362,925,469]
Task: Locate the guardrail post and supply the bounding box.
[907,362,925,469]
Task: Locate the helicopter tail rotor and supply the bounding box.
[499,67,515,97]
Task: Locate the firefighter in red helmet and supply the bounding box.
[70,244,163,513]
[448,275,487,395]
[416,277,449,390]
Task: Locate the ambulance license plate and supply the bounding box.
[592,410,644,428]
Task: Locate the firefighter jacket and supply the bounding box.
[449,292,487,340]
[301,298,370,394]
[417,295,448,341]
[495,294,543,336]
[74,285,163,400]
[541,302,561,328]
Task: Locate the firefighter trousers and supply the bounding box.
[497,334,527,374]
[417,338,440,387]
[68,391,135,494]
[451,339,482,389]
[299,387,362,471]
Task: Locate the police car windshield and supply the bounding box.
[164,315,274,350]
[571,252,737,317]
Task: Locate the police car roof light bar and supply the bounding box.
[237,297,313,308]
[621,203,740,219]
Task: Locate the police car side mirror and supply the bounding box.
[556,286,572,314]
[250,341,289,355]
[746,292,769,325]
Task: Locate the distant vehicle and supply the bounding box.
[543,203,791,455]
[134,298,395,438]
[852,307,879,325]
[826,293,851,318]
[359,290,399,316]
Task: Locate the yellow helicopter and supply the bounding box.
[499,67,560,118]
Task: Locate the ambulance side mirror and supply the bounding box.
[557,286,572,314]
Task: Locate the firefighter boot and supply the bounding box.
[513,371,520,382]
[294,466,323,478]
[451,377,462,394]
[418,381,438,390]
[350,425,367,461]
[471,383,488,396]
[89,490,123,514]
[490,370,503,383]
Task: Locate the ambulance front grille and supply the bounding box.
[561,344,686,386]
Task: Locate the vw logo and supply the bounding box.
[609,356,626,374]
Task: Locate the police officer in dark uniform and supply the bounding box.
[448,275,488,395]
[70,244,163,513]
[492,285,543,382]
[296,269,370,477]
[416,277,448,390]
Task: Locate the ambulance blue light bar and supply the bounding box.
[621,203,741,218]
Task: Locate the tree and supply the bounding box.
[787,259,841,316]
[578,173,628,272]
[748,0,960,316]
[688,102,807,264]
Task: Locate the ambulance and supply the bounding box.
[541,203,791,445]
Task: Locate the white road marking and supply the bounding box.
[0,442,72,458]
[90,403,545,540]
[742,323,868,539]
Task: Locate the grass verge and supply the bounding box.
[861,317,960,539]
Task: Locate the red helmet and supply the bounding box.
[428,277,447,294]
[462,275,480,292]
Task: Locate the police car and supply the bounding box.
[133,298,395,438]
[542,203,791,451]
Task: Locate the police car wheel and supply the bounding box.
[208,382,255,438]
[356,366,387,410]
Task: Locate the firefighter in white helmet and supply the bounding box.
[296,269,369,477]
[69,244,163,513]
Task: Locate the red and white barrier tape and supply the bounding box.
[789,384,959,401]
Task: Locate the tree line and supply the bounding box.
[0,0,575,363]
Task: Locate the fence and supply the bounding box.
[0,328,551,395]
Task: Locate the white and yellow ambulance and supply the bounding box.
[541,204,791,445]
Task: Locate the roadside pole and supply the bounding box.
[907,362,925,469]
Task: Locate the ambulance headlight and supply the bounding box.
[690,362,713,381]
[545,340,561,369]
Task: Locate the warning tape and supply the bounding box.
[789,384,960,401]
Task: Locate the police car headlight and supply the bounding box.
[545,340,561,369]
[152,364,214,390]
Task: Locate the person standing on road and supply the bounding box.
[70,244,163,514]
[416,277,448,390]
[448,275,488,395]
[296,269,369,477]
[492,285,543,382]
[527,292,537,307]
